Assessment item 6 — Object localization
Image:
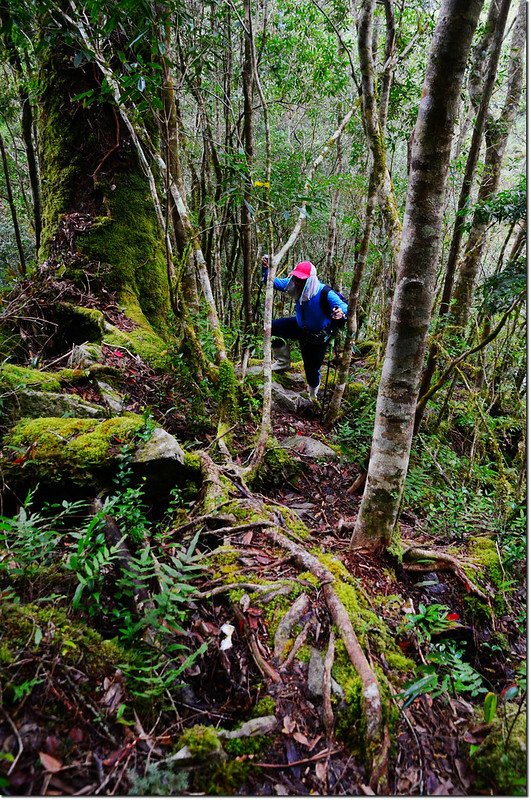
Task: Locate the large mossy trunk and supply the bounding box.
[37,36,170,333]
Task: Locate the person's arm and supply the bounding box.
[328,289,347,318]
[273,277,290,291]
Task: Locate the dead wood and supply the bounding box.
[231,604,282,684]
[402,545,488,600]
[281,620,313,669]
[322,630,335,736]
[274,593,310,661]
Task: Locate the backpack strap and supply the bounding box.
[319,285,333,318]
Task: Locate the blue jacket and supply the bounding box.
[274,278,348,333]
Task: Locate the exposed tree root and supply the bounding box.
[194,454,390,783]
[265,526,389,786]
[402,544,488,600]
[322,630,335,736]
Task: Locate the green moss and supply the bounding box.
[0,364,62,392]
[183,452,202,472]
[197,759,255,796]
[177,725,221,759]
[103,296,169,370]
[248,438,301,492]
[0,643,13,665]
[217,360,239,421]
[0,601,125,682]
[471,705,526,795]
[463,595,492,623]
[3,415,144,485]
[77,176,170,331]
[466,537,505,614]
[224,735,268,757]
[251,696,276,717]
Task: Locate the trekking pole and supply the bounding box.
[319,338,334,422]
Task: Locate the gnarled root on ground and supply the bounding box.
[401,544,488,600]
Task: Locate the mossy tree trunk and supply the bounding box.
[351,0,484,552]
[36,28,172,335]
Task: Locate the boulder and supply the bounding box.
[281,435,337,459]
[1,416,189,500]
[68,343,104,368]
[3,388,106,420]
[271,382,310,414]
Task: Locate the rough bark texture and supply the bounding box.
[37,29,171,333]
[351,0,484,550]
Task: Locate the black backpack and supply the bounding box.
[319,284,348,336]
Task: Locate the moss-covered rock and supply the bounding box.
[471,705,526,795]
[3,388,106,421]
[2,415,144,487]
[0,601,125,686]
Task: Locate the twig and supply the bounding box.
[2,710,23,775]
[101,341,138,360]
[281,620,313,670]
[255,747,341,768]
[195,580,294,599]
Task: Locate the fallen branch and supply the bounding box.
[232,605,282,684]
[322,630,335,736]
[274,593,310,661]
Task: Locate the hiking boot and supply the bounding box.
[271,340,291,371]
[308,384,320,402]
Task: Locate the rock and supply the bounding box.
[220,715,278,739]
[133,427,185,465]
[3,388,106,420]
[1,417,188,500]
[271,382,310,414]
[95,380,124,413]
[281,435,337,459]
[68,343,103,368]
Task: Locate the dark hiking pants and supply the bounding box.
[272,316,330,389]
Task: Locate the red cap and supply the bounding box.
[291,261,313,279]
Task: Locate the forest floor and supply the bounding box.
[3,413,524,796]
[0,322,525,796]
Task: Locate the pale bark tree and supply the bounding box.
[351,0,485,552]
[415,0,512,431]
[451,0,526,328]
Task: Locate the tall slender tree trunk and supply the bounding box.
[0,132,26,275]
[414,0,511,431]
[357,0,401,261]
[451,0,526,328]
[241,0,255,344]
[351,0,484,552]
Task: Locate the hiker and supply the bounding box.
[262,257,347,401]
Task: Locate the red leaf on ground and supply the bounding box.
[68,727,85,744]
[446,613,460,621]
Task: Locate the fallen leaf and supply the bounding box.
[68,727,85,744]
[292,731,310,747]
[282,715,296,735]
[315,761,327,782]
[39,752,63,773]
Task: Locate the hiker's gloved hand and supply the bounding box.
[331,306,345,320]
